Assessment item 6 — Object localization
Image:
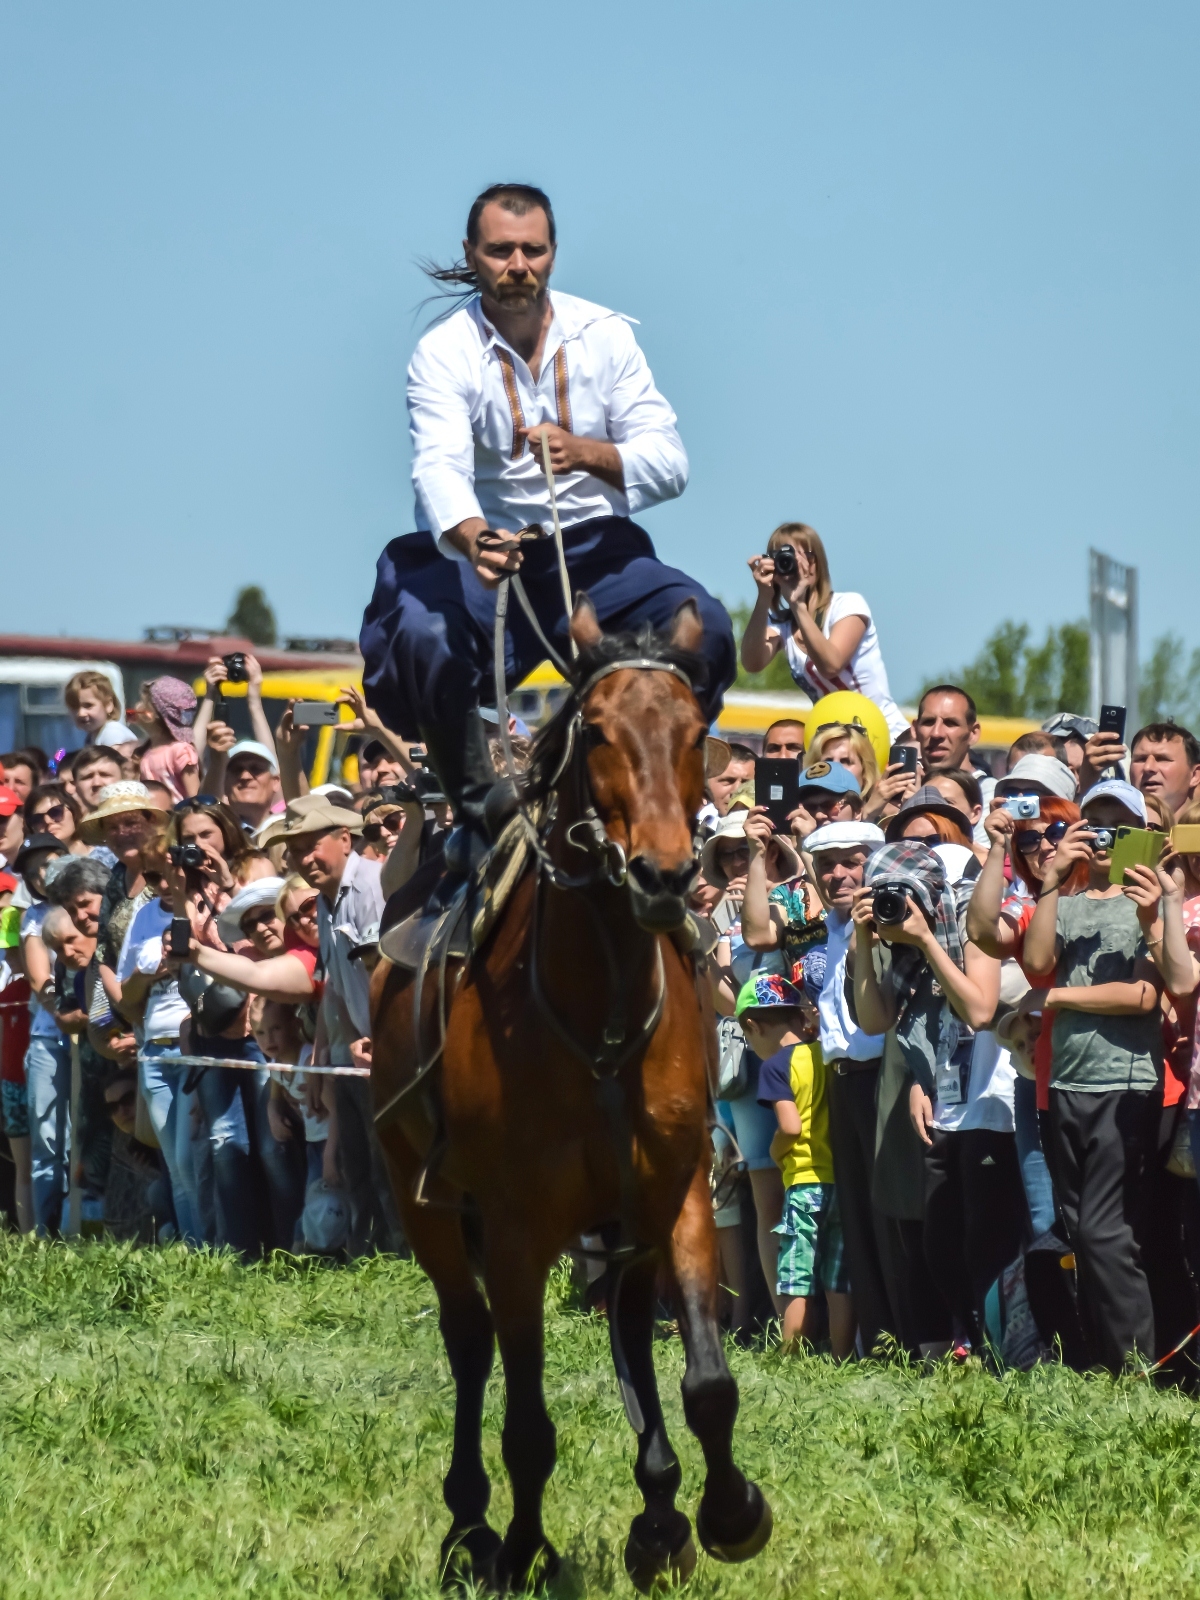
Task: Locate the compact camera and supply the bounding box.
[222,652,248,684]
[1002,794,1041,821]
[1088,827,1115,851]
[872,884,910,925]
[168,842,207,871]
[772,544,799,581]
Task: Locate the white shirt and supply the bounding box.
[931,1031,1016,1134]
[20,902,63,1041]
[777,591,907,738]
[116,898,190,1041]
[317,850,384,1048]
[409,291,688,552]
[818,908,885,1062]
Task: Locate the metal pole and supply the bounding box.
[66,1035,81,1237]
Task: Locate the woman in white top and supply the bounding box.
[740,522,907,739]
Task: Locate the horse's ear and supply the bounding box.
[669,598,704,654]
[570,592,603,652]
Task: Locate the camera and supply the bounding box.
[168,842,207,871]
[378,781,421,806]
[222,652,248,684]
[872,885,910,925]
[772,544,798,581]
[1002,794,1041,821]
[1088,827,1115,851]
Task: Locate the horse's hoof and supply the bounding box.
[624,1510,697,1592]
[440,1522,502,1590]
[696,1483,773,1564]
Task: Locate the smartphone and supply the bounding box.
[168,917,192,957]
[889,743,919,776]
[1172,825,1200,854]
[1099,703,1127,743]
[1108,826,1167,886]
[754,758,800,829]
[293,701,341,727]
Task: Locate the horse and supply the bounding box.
[370,594,772,1592]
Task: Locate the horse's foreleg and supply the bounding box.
[608,1254,697,1593]
[482,1233,560,1591]
[666,1164,773,1566]
[376,1130,500,1587]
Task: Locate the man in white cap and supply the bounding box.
[223,740,282,834]
[802,820,897,1355]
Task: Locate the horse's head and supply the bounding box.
[563,594,707,934]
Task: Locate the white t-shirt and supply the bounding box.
[818,909,885,1062]
[932,1031,1016,1134]
[116,898,190,1041]
[271,1043,327,1143]
[20,901,63,1041]
[777,591,907,738]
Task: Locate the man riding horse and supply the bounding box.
[359,181,736,867]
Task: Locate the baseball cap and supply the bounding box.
[14,832,68,875]
[995,754,1077,801]
[804,821,885,855]
[0,785,20,818]
[1079,779,1147,823]
[227,739,279,776]
[796,760,861,799]
[734,972,806,1018]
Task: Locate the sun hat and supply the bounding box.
[226,739,279,776]
[79,781,169,845]
[216,876,287,949]
[994,754,1077,801]
[271,793,364,844]
[147,677,198,743]
[734,971,806,1018]
[796,759,862,799]
[0,785,20,819]
[699,811,800,889]
[804,821,886,855]
[95,721,139,750]
[1079,779,1147,824]
[704,736,733,780]
[884,785,974,844]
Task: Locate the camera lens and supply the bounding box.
[872,886,908,924]
[773,544,798,580]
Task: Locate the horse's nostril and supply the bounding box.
[627,856,663,894]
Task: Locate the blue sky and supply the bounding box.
[1,3,1196,698]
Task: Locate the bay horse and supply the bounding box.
[370,595,772,1592]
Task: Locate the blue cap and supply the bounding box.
[796,759,861,799]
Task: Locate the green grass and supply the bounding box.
[1,1239,1200,1597]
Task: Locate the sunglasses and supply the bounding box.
[1014,820,1069,855]
[286,897,319,925]
[173,795,220,812]
[362,814,403,843]
[241,907,279,933]
[33,804,68,825]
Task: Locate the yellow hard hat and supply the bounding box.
[804,691,892,773]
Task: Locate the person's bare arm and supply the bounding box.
[790,609,867,680]
[275,704,310,802]
[966,808,1021,957]
[739,557,783,674]
[1048,963,1162,1016]
[772,1098,802,1136]
[22,931,52,1001]
[189,942,315,1002]
[885,900,1001,1030]
[337,685,415,777]
[1123,860,1199,997]
[202,718,235,796]
[380,802,425,899]
[740,807,784,951]
[244,655,278,756]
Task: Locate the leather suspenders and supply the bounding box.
[495,345,570,460]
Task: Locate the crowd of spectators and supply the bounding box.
[2,522,1200,1384]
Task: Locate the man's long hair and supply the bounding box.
[420,182,557,297]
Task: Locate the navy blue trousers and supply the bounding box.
[359,516,736,737]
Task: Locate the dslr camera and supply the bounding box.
[168,842,207,871]
[1002,794,1040,821]
[222,652,248,684]
[772,544,799,581]
[872,884,910,925]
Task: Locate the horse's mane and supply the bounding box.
[522,623,708,804]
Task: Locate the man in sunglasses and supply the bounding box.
[222,740,282,835]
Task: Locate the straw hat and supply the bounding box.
[80,781,168,845]
[700,811,800,889]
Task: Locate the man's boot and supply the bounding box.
[417,705,498,879]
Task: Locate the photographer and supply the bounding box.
[193,654,278,794]
[851,842,1009,1358]
[742,523,907,739]
[1021,780,1165,1373]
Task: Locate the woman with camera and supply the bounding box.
[851,842,1020,1358]
[741,523,908,740]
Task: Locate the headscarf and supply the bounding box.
[863,839,974,1071]
[148,677,197,745]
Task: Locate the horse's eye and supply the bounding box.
[583,722,607,750]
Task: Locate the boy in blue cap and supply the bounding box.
[735,971,854,1356]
